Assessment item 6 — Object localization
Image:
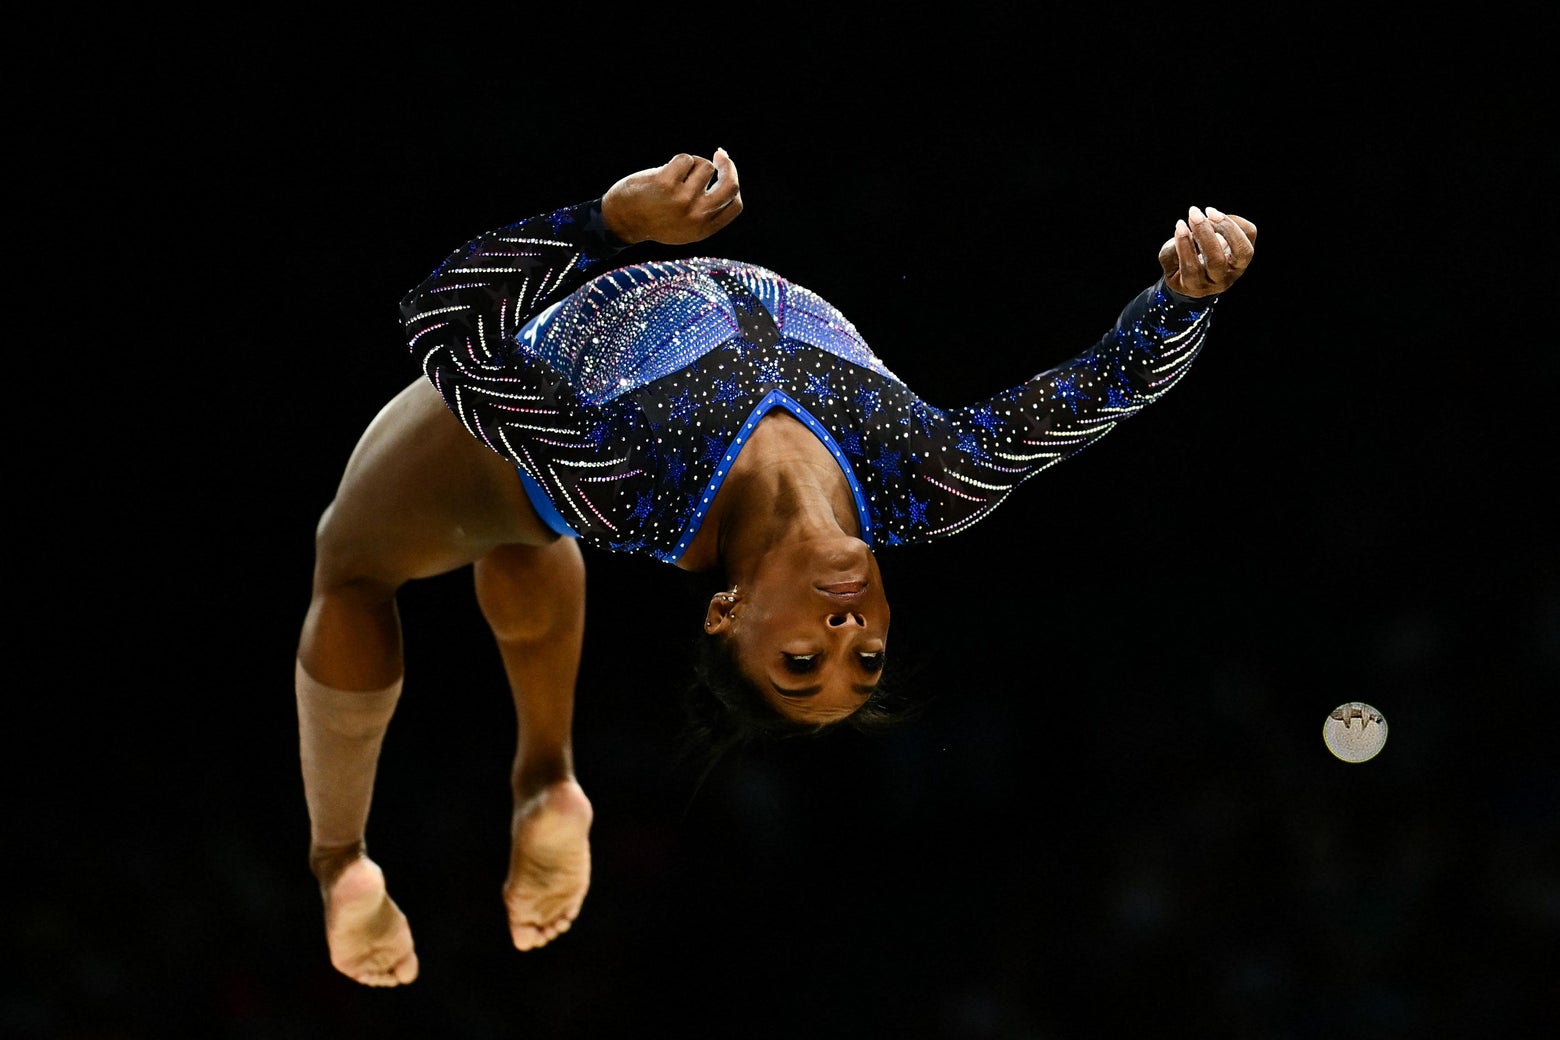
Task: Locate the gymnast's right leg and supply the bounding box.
[296,378,555,986]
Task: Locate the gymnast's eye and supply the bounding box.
[858,652,885,673]
[782,653,819,674]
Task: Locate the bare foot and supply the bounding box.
[504,779,594,951]
[323,857,419,986]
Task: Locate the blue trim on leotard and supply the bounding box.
[666,389,873,564]
[518,467,582,538]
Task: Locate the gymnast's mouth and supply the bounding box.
[817,581,867,597]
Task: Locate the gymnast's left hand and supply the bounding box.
[601,148,743,246]
[1157,206,1257,297]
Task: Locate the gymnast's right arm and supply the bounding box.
[398,198,632,385]
[399,149,742,381]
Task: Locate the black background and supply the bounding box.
[11,10,1558,1039]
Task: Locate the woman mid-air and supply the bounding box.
[296,147,1257,985]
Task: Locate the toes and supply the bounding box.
[511,916,575,951]
[353,967,403,987]
[335,940,419,987]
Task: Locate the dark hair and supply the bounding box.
[677,627,923,786]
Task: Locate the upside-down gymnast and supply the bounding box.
[295,147,1257,985]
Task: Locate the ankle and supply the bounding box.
[310,840,366,890]
[511,758,575,802]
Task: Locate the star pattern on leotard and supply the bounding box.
[402,204,1217,562]
[1052,374,1088,414]
[752,353,785,385]
[854,385,884,419]
[955,430,990,462]
[665,453,688,487]
[871,442,904,480]
[969,405,1004,436]
[667,387,698,422]
[711,375,744,404]
[546,207,576,233]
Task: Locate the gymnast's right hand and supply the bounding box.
[601,148,743,246]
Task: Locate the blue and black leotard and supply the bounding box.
[400,199,1218,565]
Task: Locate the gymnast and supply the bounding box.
[295,147,1257,985]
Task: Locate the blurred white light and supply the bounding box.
[1323,702,1388,763]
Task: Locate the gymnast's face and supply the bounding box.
[708,536,889,725]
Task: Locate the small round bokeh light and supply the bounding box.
[1323,702,1388,763]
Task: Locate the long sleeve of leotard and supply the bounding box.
[397,199,632,458]
[882,279,1216,543]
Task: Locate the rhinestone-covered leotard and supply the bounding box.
[401,199,1218,564]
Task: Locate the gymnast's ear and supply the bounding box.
[704,590,740,634]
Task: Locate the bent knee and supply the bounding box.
[474,541,584,642]
[312,493,486,591]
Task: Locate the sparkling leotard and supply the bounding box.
[401,199,1217,564]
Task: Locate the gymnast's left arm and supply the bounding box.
[960,203,1253,436]
[902,206,1257,537]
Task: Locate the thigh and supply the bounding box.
[315,378,559,587]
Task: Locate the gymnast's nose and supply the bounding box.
[828,612,866,628]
